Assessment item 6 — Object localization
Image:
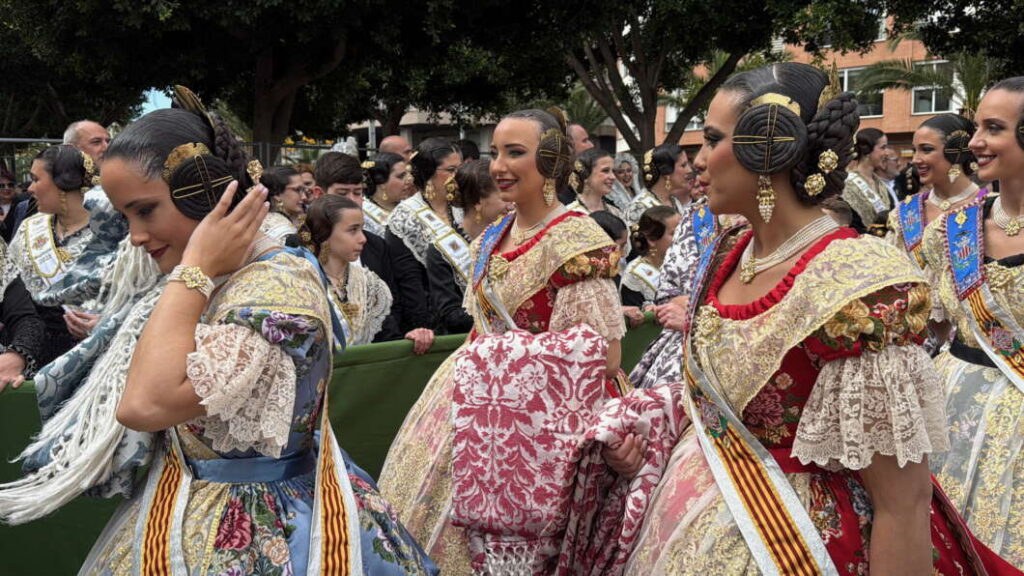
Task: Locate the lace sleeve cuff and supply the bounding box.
[793,344,949,471]
[187,323,297,458]
[549,278,627,341]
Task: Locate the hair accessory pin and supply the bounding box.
[361,160,375,170]
[163,142,211,182]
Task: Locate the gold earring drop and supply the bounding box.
[947,164,962,183]
[756,175,775,223]
[424,181,435,200]
[543,178,556,206]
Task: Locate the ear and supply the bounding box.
[313,186,324,198]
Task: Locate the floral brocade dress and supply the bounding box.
[80,250,436,576]
[923,197,1024,568]
[625,228,1000,575]
[378,211,626,574]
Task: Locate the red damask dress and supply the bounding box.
[626,228,1018,575]
[378,210,627,574]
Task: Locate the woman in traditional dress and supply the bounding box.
[624,62,1016,575]
[621,206,679,309]
[362,152,412,238]
[9,144,97,364]
[566,148,626,219]
[73,91,435,575]
[426,159,509,334]
[303,194,394,348]
[378,108,631,573]
[626,144,690,226]
[924,77,1024,568]
[385,138,463,343]
[259,165,305,242]
[843,127,893,231]
[608,152,642,211]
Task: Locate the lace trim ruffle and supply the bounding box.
[187,323,296,458]
[793,344,949,471]
[550,278,627,341]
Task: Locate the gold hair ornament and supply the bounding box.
[817,62,841,112]
[749,93,801,116]
[733,102,794,222]
[361,161,375,170]
[804,149,840,197]
[79,151,99,190]
[643,149,654,183]
[246,159,264,191]
[163,143,211,182]
[445,175,458,201]
[946,129,971,183]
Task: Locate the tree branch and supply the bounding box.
[566,51,641,152]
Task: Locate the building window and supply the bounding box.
[664,94,705,132]
[685,114,705,132]
[840,67,884,118]
[912,61,955,115]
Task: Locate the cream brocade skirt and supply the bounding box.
[378,351,474,575]
[930,350,1024,567]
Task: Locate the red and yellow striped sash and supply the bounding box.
[317,393,351,575]
[966,290,1024,379]
[141,445,183,576]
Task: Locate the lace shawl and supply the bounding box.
[345,264,393,345]
[793,344,950,471]
[654,203,699,304]
[550,278,627,342]
[386,193,464,266]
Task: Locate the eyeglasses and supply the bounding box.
[0,184,13,190]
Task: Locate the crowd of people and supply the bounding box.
[0,61,1022,575]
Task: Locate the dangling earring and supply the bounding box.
[318,242,331,266]
[60,191,68,217]
[947,163,963,183]
[475,209,483,225]
[379,188,389,202]
[756,175,775,223]
[445,175,458,202]
[661,177,673,202]
[543,178,556,206]
[272,197,283,211]
[424,180,435,201]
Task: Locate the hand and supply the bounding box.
[65,309,100,340]
[654,300,687,332]
[180,182,269,278]
[405,328,435,355]
[0,351,27,393]
[602,433,648,478]
[622,306,644,328]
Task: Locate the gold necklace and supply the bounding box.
[511,206,565,245]
[739,216,838,283]
[993,197,1024,236]
[927,184,977,211]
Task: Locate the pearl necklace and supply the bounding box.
[739,216,839,283]
[927,185,978,211]
[511,205,565,245]
[993,197,1024,236]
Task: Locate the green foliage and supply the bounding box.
[562,85,608,135]
[856,52,996,115]
[888,0,1023,78]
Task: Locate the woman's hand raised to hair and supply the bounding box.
[181,182,269,278]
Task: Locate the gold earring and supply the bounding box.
[475,210,483,225]
[445,175,458,202]
[318,242,331,265]
[947,164,962,183]
[424,181,435,200]
[969,161,979,172]
[379,189,388,202]
[757,175,775,223]
[543,178,556,206]
[60,191,68,217]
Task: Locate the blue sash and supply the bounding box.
[691,203,719,257]
[472,212,514,289]
[897,192,926,265]
[944,203,985,300]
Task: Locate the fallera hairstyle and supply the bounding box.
[919,113,978,176]
[721,61,861,205]
[854,128,885,160]
[409,137,460,190]
[35,144,92,193]
[641,144,684,187]
[631,205,677,256]
[299,194,361,258]
[105,104,252,221]
[314,152,363,188]
[451,159,497,209]
[569,147,613,195]
[456,139,481,161]
[261,165,299,198]
[502,108,574,192]
[363,152,404,198]
[589,210,627,243]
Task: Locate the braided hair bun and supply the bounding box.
[919,113,977,176]
[723,62,861,205]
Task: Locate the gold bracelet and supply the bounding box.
[168,265,214,298]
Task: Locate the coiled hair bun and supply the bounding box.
[723,62,861,205]
[920,113,977,176]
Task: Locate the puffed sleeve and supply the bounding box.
[186,306,324,458]
[793,283,949,470]
[548,246,627,341]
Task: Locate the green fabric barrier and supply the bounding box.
[0,317,661,573]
